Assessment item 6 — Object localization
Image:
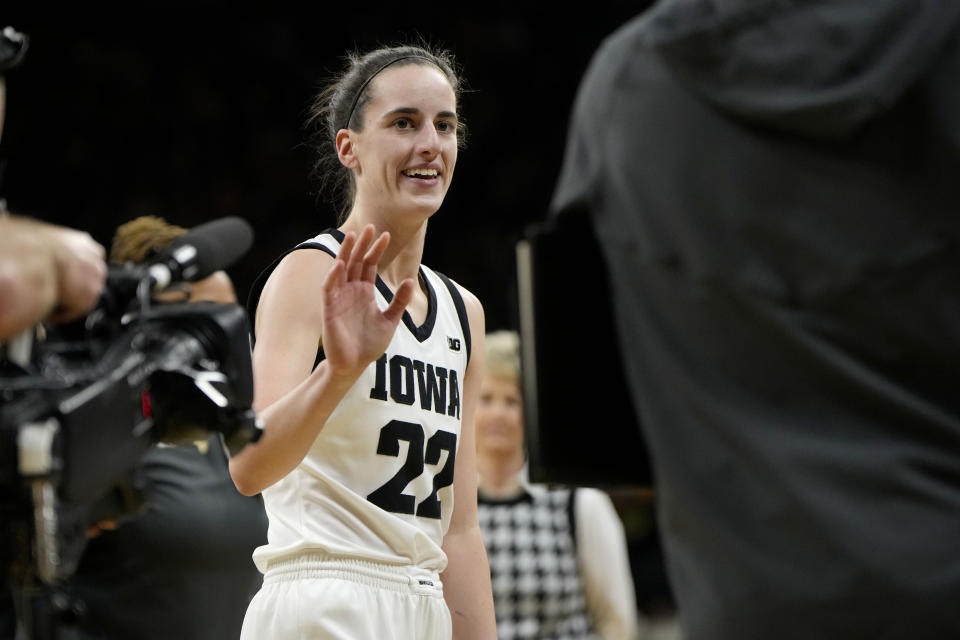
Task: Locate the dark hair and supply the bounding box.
[306,42,468,222]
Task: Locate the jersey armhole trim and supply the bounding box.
[246,241,337,347]
[434,271,471,363]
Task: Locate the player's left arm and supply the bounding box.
[441,284,497,640]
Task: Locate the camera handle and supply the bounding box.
[18,418,60,584]
[13,418,86,639]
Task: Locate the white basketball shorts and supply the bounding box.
[240,551,452,640]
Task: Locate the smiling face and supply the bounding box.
[476,372,526,462]
[338,63,459,221]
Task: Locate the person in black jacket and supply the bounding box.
[549,2,960,639]
[59,216,268,640]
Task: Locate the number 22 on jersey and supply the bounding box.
[367,420,457,519]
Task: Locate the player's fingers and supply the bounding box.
[339,230,357,261]
[383,278,415,325]
[323,257,346,293]
[329,230,356,290]
[362,231,390,282]
[347,225,375,281]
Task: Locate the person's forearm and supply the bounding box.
[228,360,360,495]
[441,526,497,639]
[0,224,58,340]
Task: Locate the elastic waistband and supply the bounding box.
[263,551,444,596]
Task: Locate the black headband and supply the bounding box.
[340,54,434,131]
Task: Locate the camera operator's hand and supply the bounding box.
[43,221,108,323]
[0,215,107,340]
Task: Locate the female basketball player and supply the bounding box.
[230,43,497,639]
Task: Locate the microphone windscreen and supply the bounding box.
[168,217,254,280]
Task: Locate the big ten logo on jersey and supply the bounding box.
[368,353,461,419]
[366,352,461,519]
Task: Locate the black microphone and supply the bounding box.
[147,216,254,290]
[101,217,255,313]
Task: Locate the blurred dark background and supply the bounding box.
[1,6,648,333]
[2,6,675,619]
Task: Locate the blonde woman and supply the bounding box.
[476,330,642,640]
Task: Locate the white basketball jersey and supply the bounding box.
[250,230,471,574]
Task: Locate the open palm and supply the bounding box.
[322,225,415,377]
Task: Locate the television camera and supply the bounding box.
[0,216,261,637]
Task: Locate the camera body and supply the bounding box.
[1,282,261,585]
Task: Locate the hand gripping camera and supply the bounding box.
[0,217,262,625]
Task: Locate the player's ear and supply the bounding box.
[336,129,358,169]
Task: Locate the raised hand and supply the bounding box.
[321,224,415,378]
